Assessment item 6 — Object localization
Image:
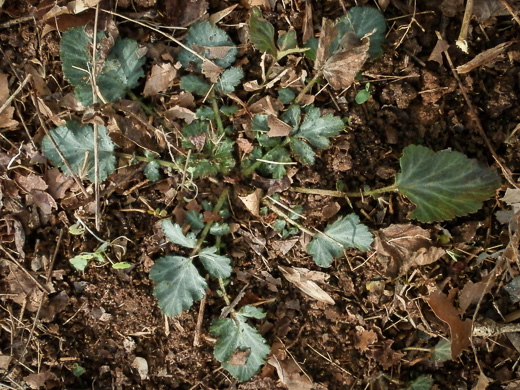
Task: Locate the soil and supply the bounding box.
[1,0,520,389]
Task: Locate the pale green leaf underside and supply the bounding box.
[216,67,244,94]
[199,246,232,278]
[432,339,451,362]
[161,220,196,249]
[396,145,501,222]
[210,306,270,381]
[307,214,374,267]
[144,161,160,182]
[150,255,207,317]
[41,120,116,182]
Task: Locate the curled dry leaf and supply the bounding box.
[279,265,334,304]
[267,357,313,390]
[323,38,370,90]
[239,188,262,217]
[427,289,472,359]
[267,114,292,137]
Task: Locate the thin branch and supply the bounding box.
[0,74,31,115]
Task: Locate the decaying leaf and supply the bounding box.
[279,265,335,304]
[267,356,313,390]
[323,38,370,90]
[143,63,177,97]
[267,114,292,137]
[0,73,19,129]
[427,289,472,359]
[239,189,262,217]
[456,42,512,74]
[354,326,378,351]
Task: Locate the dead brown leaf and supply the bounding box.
[229,349,250,366]
[279,265,335,304]
[236,137,254,154]
[302,0,314,43]
[201,60,223,83]
[143,63,177,97]
[24,369,59,389]
[323,38,370,90]
[473,371,491,390]
[267,114,292,137]
[428,37,450,66]
[427,289,472,359]
[164,0,208,26]
[267,357,313,390]
[355,326,378,351]
[0,73,18,129]
[239,189,262,217]
[315,18,335,71]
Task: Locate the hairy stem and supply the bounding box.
[211,95,225,136]
[290,184,398,198]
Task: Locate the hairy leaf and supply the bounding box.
[290,138,315,165]
[186,210,205,231]
[396,145,501,222]
[161,220,196,249]
[144,161,160,182]
[61,27,146,106]
[42,120,116,182]
[332,6,387,58]
[248,7,277,57]
[216,67,244,94]
[408,376,434,390]
[199,246,232,278]
[294,106,344,149]
[178,21,237,70]
[180,75,211,96]
[307,214,373,267]
[211,306,270,381]
[150,255,207,316]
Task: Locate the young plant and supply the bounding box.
[149,188,269,381]
[242,104,345,178]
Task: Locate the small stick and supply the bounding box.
[46,228,63,281]
[92,4,101,231]
[456,0,474,53]
[0,74,31,115]
[440,33,518,188]
[500,0,520,27]
[193,294,207,347]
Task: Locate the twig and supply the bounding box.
[500,0,520,27]
[92,3,101,231]
[262,198,315,236]
[456,0,474,53]
[0,74,31,115]
[219,283,249,319]
[193,294,207,347]
[46,229,63,281]
[290,184,398,198]
[440,33,518,188]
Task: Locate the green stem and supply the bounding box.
[290,184,398,198]
[241,142,289,177]
[189,186,230,256]
[127,90,155,116]
[210,95,225,136]
[295,70,323,104]
[115,152,180,170]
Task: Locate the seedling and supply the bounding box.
[355,82,371,104]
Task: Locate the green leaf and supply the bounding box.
[282,104,301,130]
[161,220,197,249]
[210,306,270,381]
[72,363,86,377]
[42,120,116,182]
[307,214,373,267]
[395,145,501,222]
[277,28,298,51]
[273,219,286,231]
[112,262,132,269]
[210,222,230,236]
[69,255,89,272]
[196,106,215,120]
[150,255,207,316]
[216,67,244,94]
[180,75,211,96]
[294,106,344,149]
[278,88,295,104]
[60,27,146,106]
[178,21,237,70]
[408,376,434,390]
[332,6,387,58]
[198,246,232,278]
[290,138,315,165]
[220,105,238,116]
[239,305,266,319]
[248,7,277,57]
[144,161,161,182]
[355,89,371,104]
[60,26,92,86]
[260,146,292,179]
[432,339,451,362]
[304,37,318,60]
[186,210,205,231]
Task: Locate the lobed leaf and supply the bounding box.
[198,246,232,278]
[307,214,373,267]
[210,306,270,381]
[180,75,211,96]
[144,161,160,182]
[395,145,501,222]
[294,106,344,149]
[150,255,207,316]
[42,120,116,182]
[161,220,197,249]
[216,67,244,94]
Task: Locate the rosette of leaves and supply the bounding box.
[243,104,345,178]
[60,26,146,106]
